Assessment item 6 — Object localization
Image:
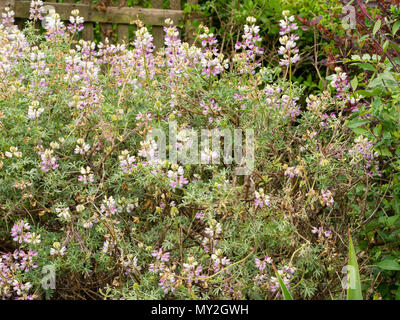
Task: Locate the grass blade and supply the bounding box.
[272,263,293,300]
[346,231,363,300]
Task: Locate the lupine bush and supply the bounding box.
[0,2,399,300]
[195,0,343,92]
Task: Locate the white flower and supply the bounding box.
[29,232,41,244]
[200,147,219,163]
[28,105,44,119]
[5,147,22,158]
[50,242,66,256]
[246,16,257,24]
[31,0,43,7]
[69,15,84,25]
[50,141,60,149]
[56,207,71,220]
[165,18,173,25]
[74,139,90,155]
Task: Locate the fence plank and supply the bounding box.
[9,1,191,46]
[152,0,163,51]
[14,2,184,26]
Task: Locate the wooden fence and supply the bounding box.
[0,0,199,47]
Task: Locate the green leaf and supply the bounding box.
[272,0,281,12]
[392,20,400,36]
[351,77,358,91]
[394,196,400,215]
[386,216,399,227]
[375,259,400,271]
[347,233,363,300]
[383,40,389,53]
[373,123,382,136]
[345,118,370,129]
[355,89,377,97]
[354,63,377,72]
[352,128,370,136]
[373,19,382,36]
[380,71,396,82]
[377,146,392,157]
[396,286,400,300]
[391,42,400,53]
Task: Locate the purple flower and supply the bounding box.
[349,136,381,177]
[233,17,264,74]
[278,12,300,67]
[152,248,170,262]
[29,1,44,21]
[39,149,58,172]
[312,226,332,239]
[11,220,31,244]
[100,196,119,216]
[167,166,189,190]
[320,189,334,207]
[133,26,155,82]
[67,11,84,33]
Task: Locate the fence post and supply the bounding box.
[152,0,163,51]
[98,1,113,43]
[186,0,198,45]
[6,0,23,30]
[82,0,94,41]
[170,0,181,39]
[170,0,180,10]
[63,0,78,42]
[116,0,128,44]
[0,0,14,12]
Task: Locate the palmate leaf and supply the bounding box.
[346,232,363,300]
